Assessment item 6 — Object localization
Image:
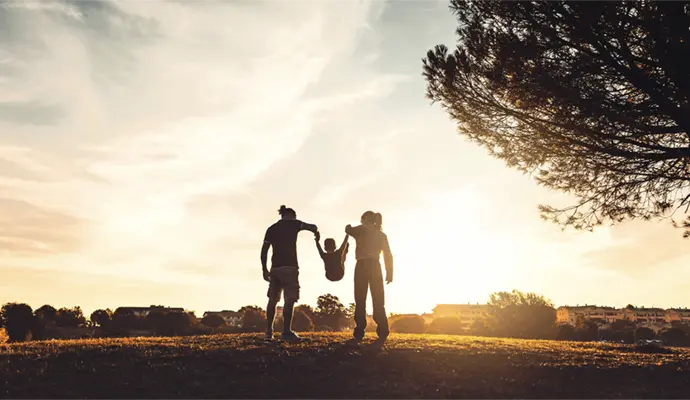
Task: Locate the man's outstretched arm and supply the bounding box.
[260,241,271,282]
[300,221,319,235]
[382,234,394,284]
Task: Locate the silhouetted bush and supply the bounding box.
[576,320,599,341]
[55,307,86,328]
[610,329,634,344]
[33,304,60,340]
[295,305,317,322]
[90,309,113,328]
[598,328,615,342]
[316,294,348,331]
[487,290,556,339]
[556,324,576,341]
[111,309,146,331]
[146,311,194,336]
[242,308,267,332]
[468,319,491,336]
[427,316,465,335]
[201,314,225,329]
[671,322,690,335]
[146,310,166,332]
[292,310,314,332]
[659,328,688,347]
[390,315,426,334]
[161,312,194,336]
[1,303,35,342]
[35,305,57,324]
[611,319,636,331]
[634,327,656,342]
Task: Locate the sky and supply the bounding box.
[2,0,690,318]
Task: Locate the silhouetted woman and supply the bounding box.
[345,211,393,341]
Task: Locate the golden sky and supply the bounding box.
[2,0,690,317]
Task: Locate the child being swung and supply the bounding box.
[315,232,349,282]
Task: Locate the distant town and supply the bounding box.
[120,303,690,333]
[5,296,690,346]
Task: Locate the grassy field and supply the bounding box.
[2,333,690,398]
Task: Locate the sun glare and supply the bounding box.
[386,188,521,313]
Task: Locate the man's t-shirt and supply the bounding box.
[263,219,315,268]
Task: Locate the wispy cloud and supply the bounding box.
[2,0,687,314]
[0,0,402,297]
[0,197,83,256]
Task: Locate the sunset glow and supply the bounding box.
[2,0,690,318]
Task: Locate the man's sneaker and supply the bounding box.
[280,331,303,343]
[263,332,274,342]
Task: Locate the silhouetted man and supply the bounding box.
[261,205,318,341]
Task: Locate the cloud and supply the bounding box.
[0,0,402,288]
[580,220,689,276]
[0,101,64,125]
[0,197,83,257]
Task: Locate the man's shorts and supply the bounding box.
[267,266,300,302]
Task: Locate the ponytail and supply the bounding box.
[361,210,383,229]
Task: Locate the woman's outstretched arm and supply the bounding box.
[338,234,349,252]
[382,234,393,284]
[345,224,362,239]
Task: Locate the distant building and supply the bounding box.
[114,306,185,317]
[203,310,243,327]
[432,304,490,327]
[625,308,666,324]
[556,305,622,325]
[666,308,690,323]
[557,306,690,330]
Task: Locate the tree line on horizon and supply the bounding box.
[4,289,689,346]
[0,293,359,343]
[0,290,555,342]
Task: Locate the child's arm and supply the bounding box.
[338,234,349,253]
[315,236,325,257]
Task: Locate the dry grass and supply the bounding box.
[1,333,690,398]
